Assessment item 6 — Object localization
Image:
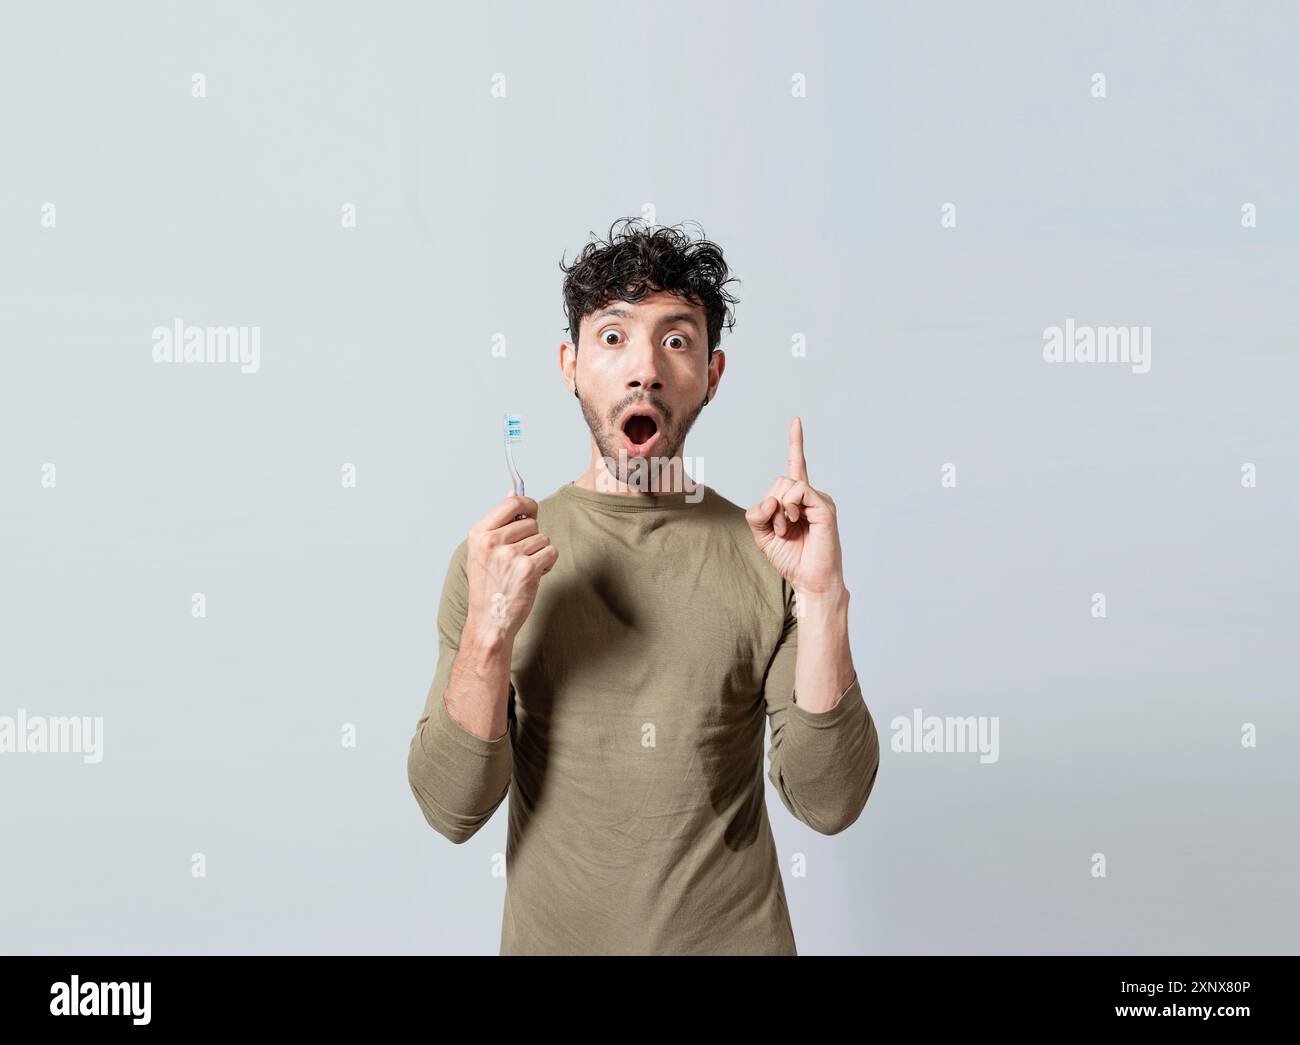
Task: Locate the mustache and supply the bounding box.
[607,392,673,428]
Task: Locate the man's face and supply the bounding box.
[562,288,725,480]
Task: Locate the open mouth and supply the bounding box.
[620,412,661,455]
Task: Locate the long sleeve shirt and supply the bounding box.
[407,481,880,954]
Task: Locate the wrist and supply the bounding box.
[461,613,512,662]
[796,580,850,616]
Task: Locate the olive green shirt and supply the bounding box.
[407,481,880,955]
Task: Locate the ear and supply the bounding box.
[706,348,726,403]
[559,341,577,394]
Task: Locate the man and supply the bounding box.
[407,218,880,955]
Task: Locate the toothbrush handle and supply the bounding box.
[507,445,527,518]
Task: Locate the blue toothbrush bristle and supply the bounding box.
[504,414,523,442]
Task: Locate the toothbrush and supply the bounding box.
[504,413,527,519]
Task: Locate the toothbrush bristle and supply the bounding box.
[504,414,523,442]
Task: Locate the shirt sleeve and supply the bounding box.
[406,539,514,844]
[762,579,880,835]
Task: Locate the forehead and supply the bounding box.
[584,290,705,328]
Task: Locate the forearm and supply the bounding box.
[792,583,857,712]
[769,582,878,834]
[444,614,515,742]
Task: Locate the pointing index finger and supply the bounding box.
[787,416,808,482]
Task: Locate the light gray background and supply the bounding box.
[1,0,1296,954]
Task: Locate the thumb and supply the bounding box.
[745,496,778,538]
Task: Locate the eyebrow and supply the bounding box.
[593,305,702,332]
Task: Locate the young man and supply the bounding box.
[407,218,880,955]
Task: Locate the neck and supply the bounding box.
[574,438,698,496]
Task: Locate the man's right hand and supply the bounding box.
[464,494,560,646]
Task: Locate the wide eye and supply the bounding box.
[602,330,623,346]
[665,334,688,350]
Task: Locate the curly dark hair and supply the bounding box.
[559,217,740,360]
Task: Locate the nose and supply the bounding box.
[624,336,663,392]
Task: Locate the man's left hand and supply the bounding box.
[745,416,845,597]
